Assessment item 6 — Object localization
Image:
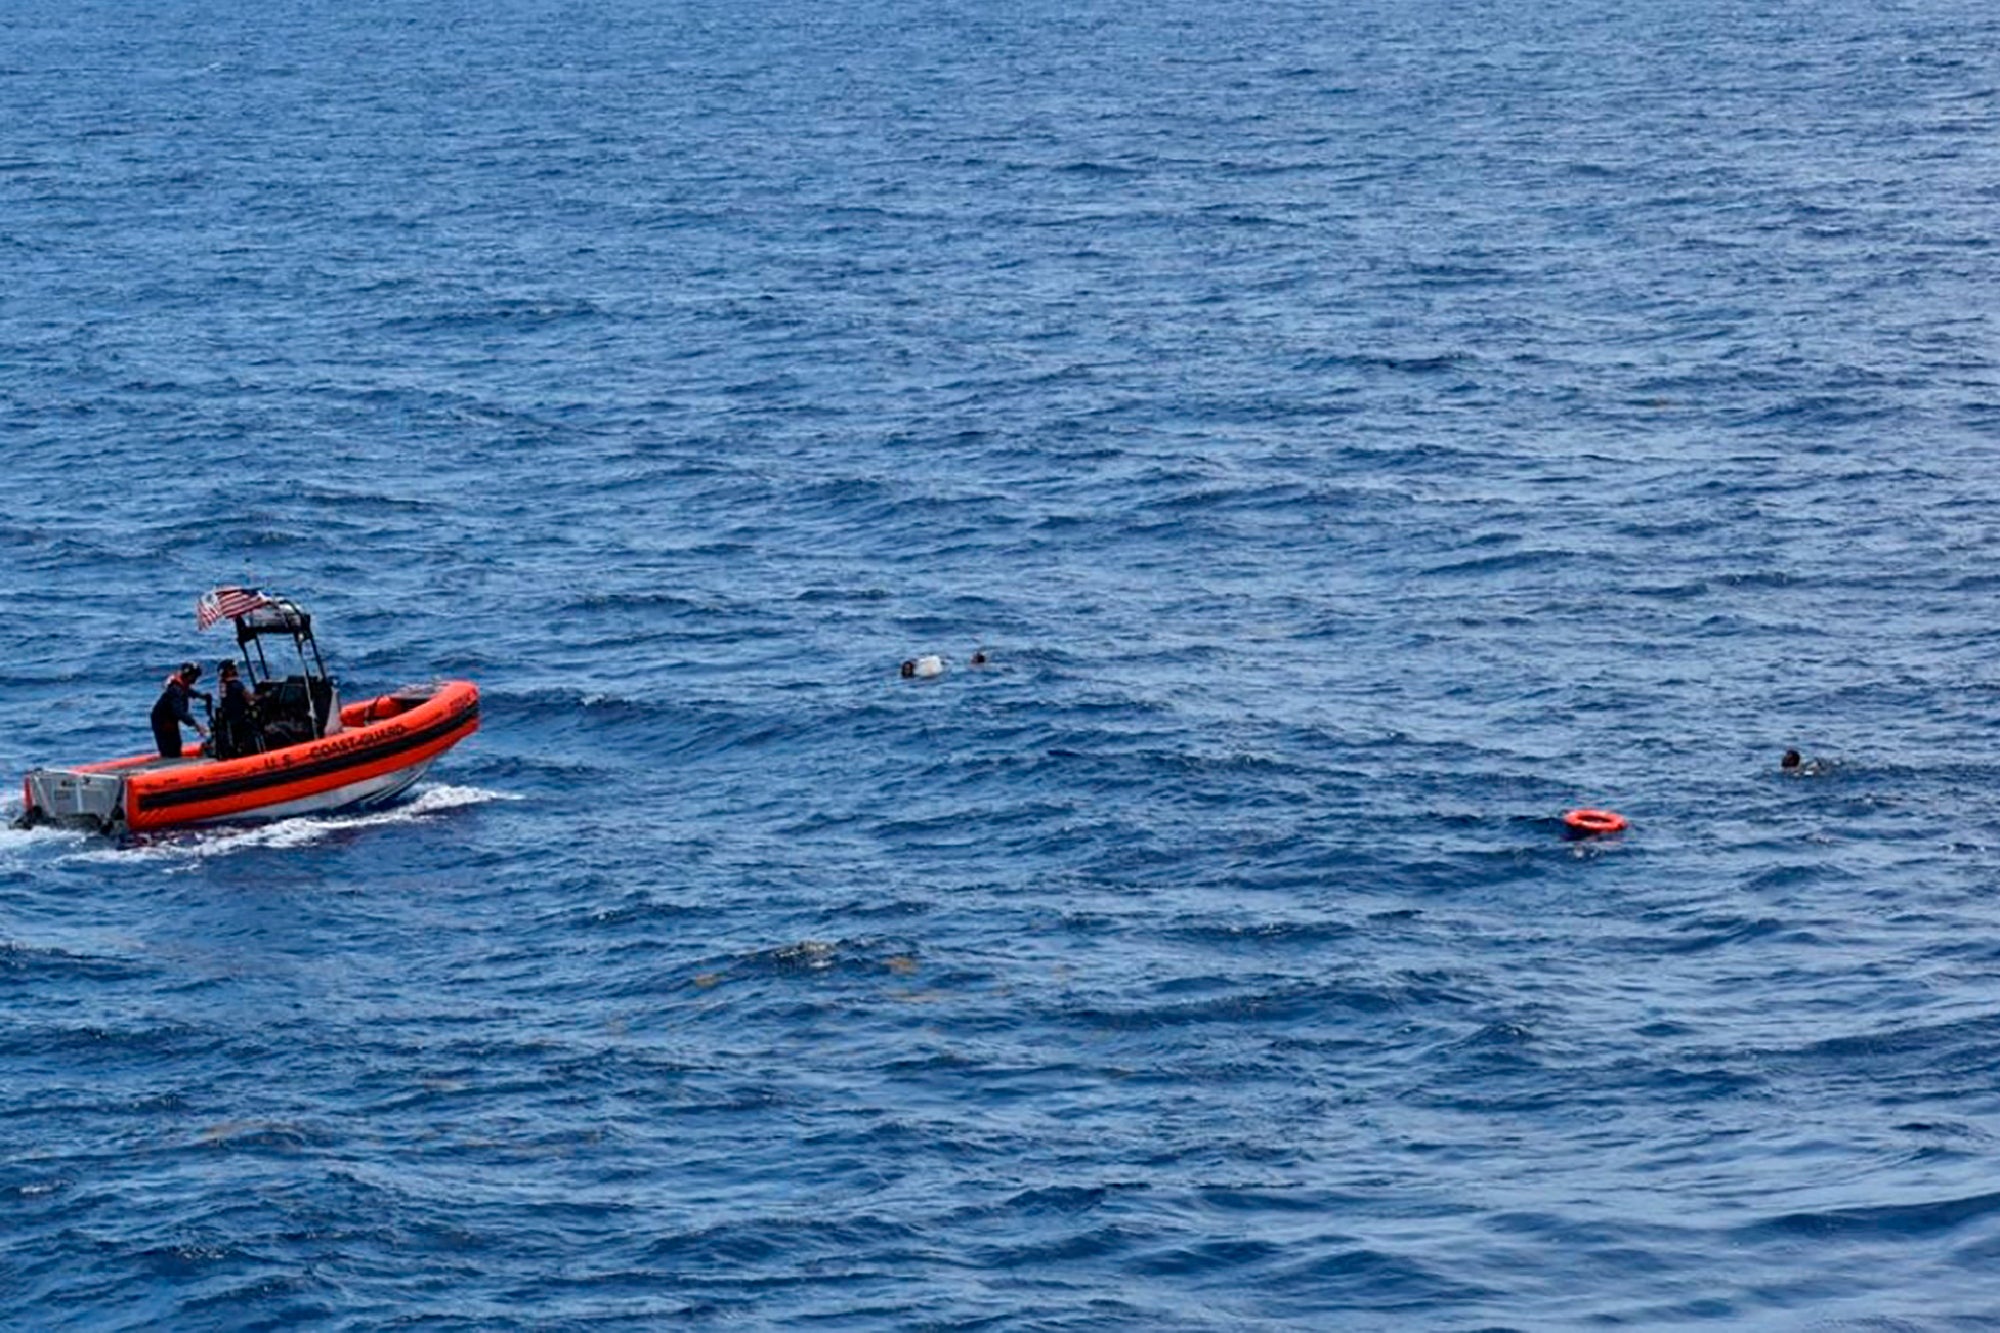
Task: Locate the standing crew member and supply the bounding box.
[151,662,209,759]
[212,659,261,760]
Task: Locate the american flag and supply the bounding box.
[196,587,270,630]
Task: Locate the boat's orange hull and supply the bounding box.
[68,681,479,832]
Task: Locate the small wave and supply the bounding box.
[717,937,926,984]
[1656,915,1793,954]
[1420,547,1583,578]
[1740,1189,2000,1241]
[1163,919,1359,949]
[379,298,609,334]
[195,1119,334,1153]
[1297,351,1468,375]
[1052,975,1461,1032]
[0,940,143,981]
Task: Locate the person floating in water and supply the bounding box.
[901,655,945,679]
[151,661,209,759]
[212,659,262,760]
[1781,748,1833,776]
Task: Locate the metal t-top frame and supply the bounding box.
[230,597,333,739]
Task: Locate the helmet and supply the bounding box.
[179,661,202,680]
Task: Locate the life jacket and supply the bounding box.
[152,674,196,736]
[155,675,193,713]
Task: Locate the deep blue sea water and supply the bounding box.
[7,0,2000,1326]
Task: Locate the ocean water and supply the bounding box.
[7,0,2000,1326]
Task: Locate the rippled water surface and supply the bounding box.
[8,0,2000,1327]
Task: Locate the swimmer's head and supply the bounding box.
[1781,749,1802,770]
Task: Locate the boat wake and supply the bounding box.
[57,784,521,863]
[0,816,93,858]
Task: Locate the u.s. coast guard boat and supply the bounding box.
[17,589,479,834]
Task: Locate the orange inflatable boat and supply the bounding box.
[17,590,480,835]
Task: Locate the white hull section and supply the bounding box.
[185,759,436,826]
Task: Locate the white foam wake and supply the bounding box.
[0,816,93,858]
[56,784,522,864]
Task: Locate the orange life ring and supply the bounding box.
[1563,808,1627,836]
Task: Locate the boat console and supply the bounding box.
[251,675,339,750]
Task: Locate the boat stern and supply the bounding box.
[21,767,127,832]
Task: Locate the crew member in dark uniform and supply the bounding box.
[151,662,210,759]
[212,659,261,760]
